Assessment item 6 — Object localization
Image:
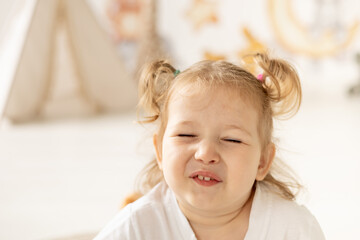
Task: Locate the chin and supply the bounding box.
[186,195,220,211]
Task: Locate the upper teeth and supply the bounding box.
[198,175,211,181]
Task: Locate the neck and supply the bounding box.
[179,189,255,240]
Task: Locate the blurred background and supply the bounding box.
[0,0,359,239]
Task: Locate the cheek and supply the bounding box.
[226,149,261,181]
[161,140,188,174]
[161,141,193,190]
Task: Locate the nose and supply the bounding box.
[194,140,220,164]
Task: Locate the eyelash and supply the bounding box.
[178,134,242,144]
[178,134,196,137]
[224,139,242,144]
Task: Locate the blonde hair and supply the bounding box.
[136,52,302,201]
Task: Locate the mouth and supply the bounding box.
[189,171,222,186]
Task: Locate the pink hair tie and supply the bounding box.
[257,73,264,82]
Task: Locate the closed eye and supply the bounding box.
[178,134,196,137]
[224,139,242,143]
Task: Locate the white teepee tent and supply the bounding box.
[0,0,138,123]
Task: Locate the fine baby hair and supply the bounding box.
[136,52,302,201]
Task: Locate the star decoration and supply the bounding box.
[203,51,226,61]
[238,27,268,74]
[186,0,218,30]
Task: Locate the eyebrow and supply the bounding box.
[224,124,253,137]
[171,121,253,137]
[172,121,194,127]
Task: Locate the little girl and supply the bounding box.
[94,53,325,240]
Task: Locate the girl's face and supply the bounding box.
[154,85,274,215]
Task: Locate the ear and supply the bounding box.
[153,134,163,170]
[256,143,276,181]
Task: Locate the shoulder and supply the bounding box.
[93,182,171,240]
[246,183,325,240]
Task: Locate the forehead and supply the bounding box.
[167,84,259,125]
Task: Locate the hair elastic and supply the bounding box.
[257,73,264,82]
[174,70,180,77]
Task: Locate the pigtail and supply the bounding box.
[252,53,303,200]
[254,53,302,119]
[137,60,177,123]
[131,60,177,199]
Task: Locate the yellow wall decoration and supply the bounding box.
[203,51,226,61]
[186,0,218,30]
[268,0,359,58]
[238,27,268,74]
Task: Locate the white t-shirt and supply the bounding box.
[94,182,325,240]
